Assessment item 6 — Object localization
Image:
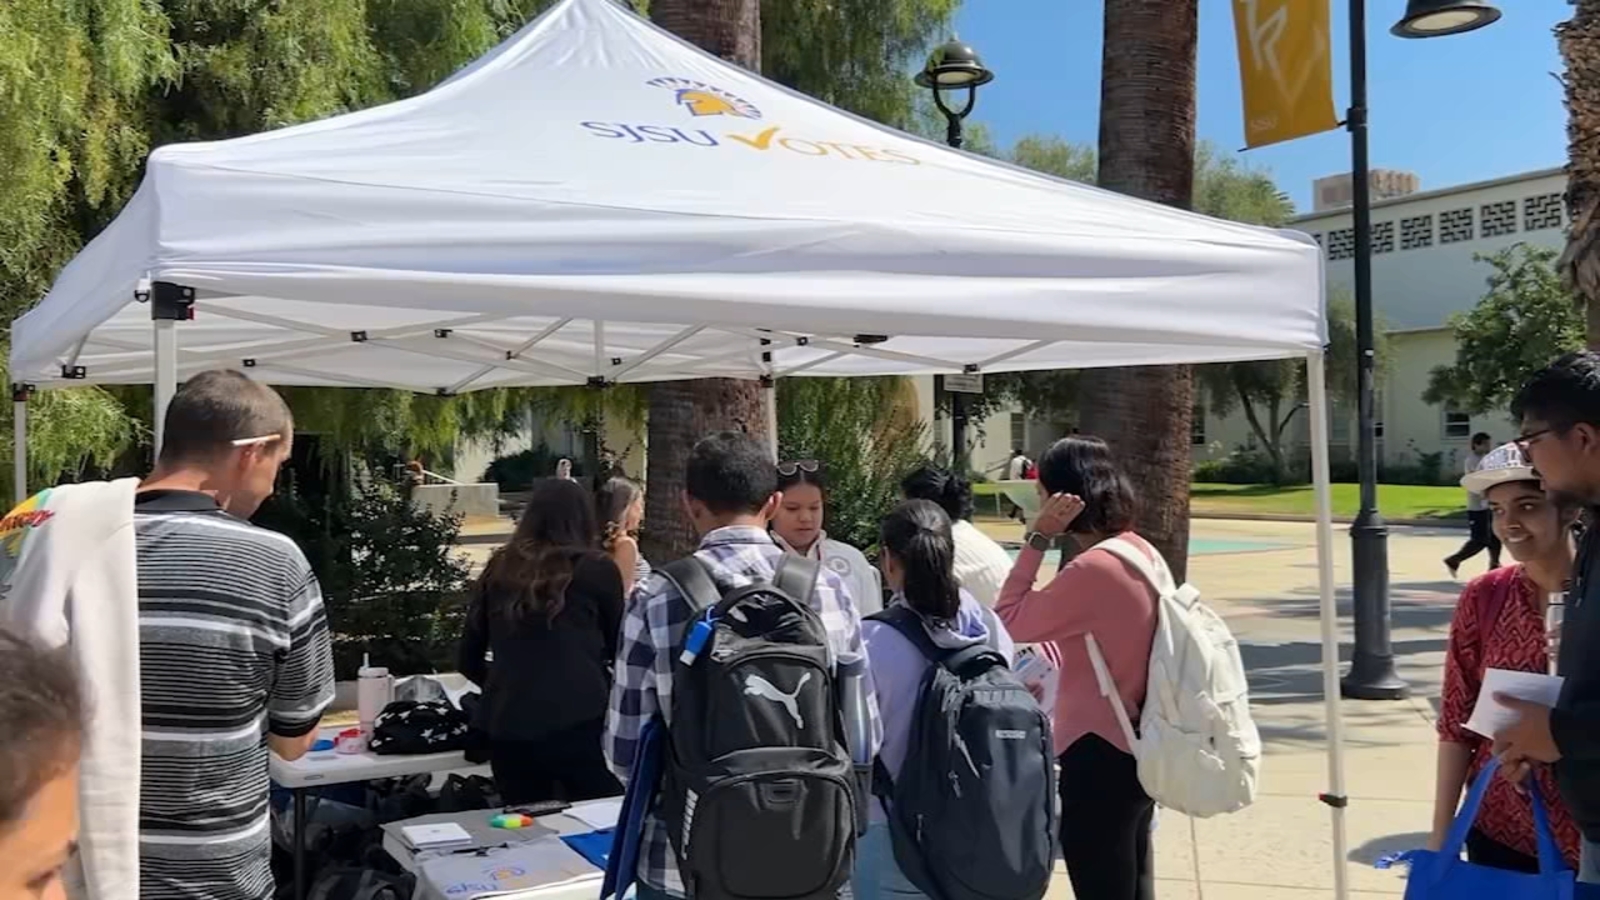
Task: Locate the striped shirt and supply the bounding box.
[134,491,335,900]
[603,525,881,898]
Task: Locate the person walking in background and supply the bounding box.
[1494,351,1600,883]
[596,476,650,595]
[770,460,883,615]
[0,629,84,900]
[605,432,876,900]
[900,465,1014,609]
[995,435,1159,900]
[1431,442,1580,871]
[1446,432,1501,578]
[854,499,1015,900]
[459,478,624,804]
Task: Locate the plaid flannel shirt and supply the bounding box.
[604,525,882,898]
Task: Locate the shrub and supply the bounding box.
[1192,450,1287,485]
[482,443,582,492]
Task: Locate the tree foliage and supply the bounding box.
[1425,244,1584,416]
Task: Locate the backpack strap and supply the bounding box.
[1084,632,1141,752]
[659,557,723,614]
[866,605,942,662]
[1096,536,1176,596]
[772,553,820,607]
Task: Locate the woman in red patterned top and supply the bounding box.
[1431,441,1580,870]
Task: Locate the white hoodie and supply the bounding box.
[772,531,884,616]
[0,479,141,900]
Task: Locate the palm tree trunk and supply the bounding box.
[1076,0,1199,580]
[1559,1,1600,349]
[640,0,770,562]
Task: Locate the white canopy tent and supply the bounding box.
[9,0,1351,893]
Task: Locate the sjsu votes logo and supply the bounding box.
[579,76,919,164]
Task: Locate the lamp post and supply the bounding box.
[917,39,994,473]
[1341,0,1500,701]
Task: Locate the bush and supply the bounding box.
[482,443,582,491]
[1192,451,1287,485]
[256,469,470,680]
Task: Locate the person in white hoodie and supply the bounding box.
[854,499,1014,900]
[769,460,883,615]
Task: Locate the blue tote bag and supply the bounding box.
[1381,758,1598,900]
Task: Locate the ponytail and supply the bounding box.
[880,499,961,621]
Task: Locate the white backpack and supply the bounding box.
[1084,537,1261,818]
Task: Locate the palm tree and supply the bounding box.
[641,0,770,561]
[1558,1,1600,348]
[1076,0,1200,579]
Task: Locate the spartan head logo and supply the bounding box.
[743,672,811,729]
[647,77,762,119]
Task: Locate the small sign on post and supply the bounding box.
[944,373,984,394]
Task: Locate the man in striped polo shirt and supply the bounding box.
[134,370,335,900]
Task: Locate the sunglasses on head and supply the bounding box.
[231,434,283,448]
[777,460,821,477]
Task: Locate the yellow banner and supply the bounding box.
[1232,0,1340,149]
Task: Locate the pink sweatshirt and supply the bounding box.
[995,532,1157,756]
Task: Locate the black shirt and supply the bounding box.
[1555,514,1600,839]
[458,552,625,742]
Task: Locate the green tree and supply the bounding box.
[1425,244,1584,415]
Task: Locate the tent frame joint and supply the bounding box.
[59,365,87,380]
[963,363,980,374]
[150,281,195,322]
[1318,792,1348,809]
[11,383,33,403]
[587,376,611,390]
[434,328,453,339]
[351,331,369,343]
[243,358,257,368]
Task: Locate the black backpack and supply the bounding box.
[867,605,1057,900]
[657,554,856,900]
[368,700,469,755]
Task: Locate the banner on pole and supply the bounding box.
[1232,0,1340,149]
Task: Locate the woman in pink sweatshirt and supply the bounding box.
[995,435,1158,900]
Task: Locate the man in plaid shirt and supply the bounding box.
[605,432,881,900]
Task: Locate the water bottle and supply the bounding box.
[357,653,395,743]
[1548,591,1567,676]
[837,653,872,834]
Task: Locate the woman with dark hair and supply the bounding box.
[995,435,1159,900]
[900,464,1014,608]
[770,461,883,615]
[0,628,84,900]
[458,478,624,803]
[595,476,649,595]
[854,500,1013,900]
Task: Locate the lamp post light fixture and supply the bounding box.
[1341,0,1500,701]
[916,39,994,473]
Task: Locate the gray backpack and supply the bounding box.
[867,606,1056,900]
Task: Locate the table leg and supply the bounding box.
[293,788,307,900]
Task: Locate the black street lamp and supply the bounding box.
[918,38,994,471]
[1341,0,1500,700]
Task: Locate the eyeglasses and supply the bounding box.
[777,459,821,477]
[1514,428,1553,450]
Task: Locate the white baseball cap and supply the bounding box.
[1461,441,1538,494]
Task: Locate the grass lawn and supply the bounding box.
[1189,482,1466,520]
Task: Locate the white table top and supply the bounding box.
[269,729,481,789]
[385,801,622,900]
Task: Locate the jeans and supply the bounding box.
[852,821,927,900]
[1581,838,1600,884]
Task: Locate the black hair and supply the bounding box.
[1471,432,1492,446]
[477,477,602,625]
[880,499,961,621]
[899,464,974,522]
[686,432,778,515]
[1512,352,1600,433]
[595,476,643,551]
[159,369,293,466]
[1037,435,1138,535]
[0,628,83,828]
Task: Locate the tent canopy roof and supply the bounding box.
[10,0,1324,393]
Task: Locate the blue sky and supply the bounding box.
[952,0,1570,213]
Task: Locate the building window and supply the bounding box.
[1481,200,1518,237]
[1440,208,1475,243]
[1191,407,1206,446]
[1009,412,1025,449]
[1327,227,1355,261]
[1372,221,1395,254]
[1401,214,1433,250]
[1443,407,1472,440]
[1525,193,1565,231]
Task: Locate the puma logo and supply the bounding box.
[743,673,811,729]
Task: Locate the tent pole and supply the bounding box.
[12,384,30,504]
[1307,350,1350,900]
[151,282,195,458]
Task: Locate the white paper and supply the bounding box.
[566,798,624,831]
[420,839,598,899]
[403,822,474,848]
[1463,668,1565,738]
